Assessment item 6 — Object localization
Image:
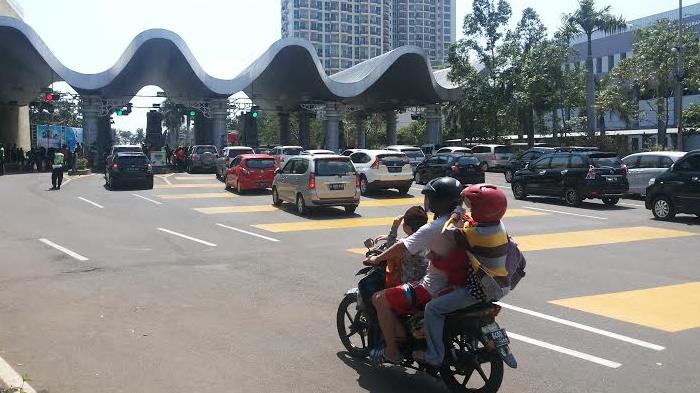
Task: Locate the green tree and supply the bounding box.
[159,99,184,142]
[598,19,700,148]
[398,119,426,146]
[29,94,82,127]
[565,0,626,136]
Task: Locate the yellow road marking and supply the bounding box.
[157,192,237,200]
[348,248,369,255]
[551,282,700,332]
[253,209,544,233]
[517,226,696,252]
[360,197,423,207]
[195,205,279,214]
[155,183,222,189]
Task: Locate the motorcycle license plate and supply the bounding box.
[482,323,510,348]
[329,183,345,190]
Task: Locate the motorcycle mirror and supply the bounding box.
[363,238,375,249]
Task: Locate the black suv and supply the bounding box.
[504,147,555,183]
[414,153,485,185]
[511,152,629,206]
[645,150,700,220]
[105,152,153,190]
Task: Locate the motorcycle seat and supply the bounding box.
[444,302,497,318]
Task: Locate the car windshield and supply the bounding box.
[402,149,424,159]
[494,146,512,154]
[379,154,409,165]
[283,148,303,155]
[195,146,217,154]
[117,155,148,165]
[315,159,355,176]
[458,156,480,165]
[228,149,253,157]
[590,155,623,168]
[114,146,141,154]
[246,158,275,169]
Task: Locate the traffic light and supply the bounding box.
[189,110,196,117]
[250,105,260,119]
[116,108,125,116]
[44,92,59,102]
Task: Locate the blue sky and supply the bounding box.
[15,0,692,131]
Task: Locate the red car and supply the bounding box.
[225,154,276,193]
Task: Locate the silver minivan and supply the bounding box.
[622,151,686,196]
[272,155,360,215]
[472,144,514,171]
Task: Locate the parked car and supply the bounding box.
[511,151,629,207]
[349,150,414,195]
[105,145,143,171]
[187,145,219,173]
[215,146,255,180]
[472,144,514,171]
[272,155,360,215]
[622,151,685,196]
[504,147,555,183]
[645,150,700,220]
[271,145,303,168]
[224,154,276,193]
[341,149,363,156]
[435,146,472,155]
[385,145,426,172]
[105,152,153,190]
[414,153,485,186]
[301,149,335,156]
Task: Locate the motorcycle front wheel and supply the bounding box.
[336,293,370,358]
[440,331,504,393]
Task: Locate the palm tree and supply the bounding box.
[159,99,184,145]
[566,0,626,136]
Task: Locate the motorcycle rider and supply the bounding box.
[415,184,510,367]
[364,177,464,364]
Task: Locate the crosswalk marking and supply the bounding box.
[551,282,700,332]
[195,205,279,214]
[516,226,696,252]
[252,209,545,233]
[360,197,423,207]
[158,192,237,200]
[347,225,696,255]
[155,183,223,189]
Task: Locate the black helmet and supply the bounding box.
[422,177,463,215]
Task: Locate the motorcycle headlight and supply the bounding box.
[648,178,656,186]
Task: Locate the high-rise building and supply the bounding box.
[392,0,456,68]
[281,0,455,75]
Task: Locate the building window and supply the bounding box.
[595,57,602,74]
[608,55,615,71]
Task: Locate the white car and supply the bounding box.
[349,149,413,195]
[622,151,685,196]
[435,146,472,155]
[471,144,514,171]
[385,145,426,172]
[301,149,336,156]
[270,145,303,168]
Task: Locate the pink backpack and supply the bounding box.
[505,236,527,290]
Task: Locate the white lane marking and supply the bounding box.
[156,228,217,247]
[39,238,89,261]
[78,197,104,209]
[0,354,37,393]
[507,332,622,369]
[131,193,163,205]
[156,174,174,185]
[522,206,608,220]
[498,302,665,351]
[216,223,280,242]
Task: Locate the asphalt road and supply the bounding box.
[0,170,699,393]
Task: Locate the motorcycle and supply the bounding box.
[336,238,517,393]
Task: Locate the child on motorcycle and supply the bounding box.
[415,184,510,367]
[364,177,465,364]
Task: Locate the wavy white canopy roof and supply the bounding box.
[0,16,461,110]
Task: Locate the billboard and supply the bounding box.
[35,125,84,151]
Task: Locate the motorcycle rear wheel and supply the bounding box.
[336,293,370,359]
[440,332,504,393]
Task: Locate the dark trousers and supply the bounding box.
[51,168,64,188]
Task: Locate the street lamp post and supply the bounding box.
[675,0,685,151]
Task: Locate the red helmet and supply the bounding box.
[461,184,507,223]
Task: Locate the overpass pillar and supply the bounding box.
[211,99,228,149]
[297,112,311,149]
[80,96,101,166]
[385,110,397,146]
[425,105,442,145]
[0,104,30,150]
[354,114,367,149]
[324,103,341,152]
[278,112,290,146]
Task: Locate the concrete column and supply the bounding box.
[193,112,213,145]
[424,104,442,145]
[297,112,311,149]
[0,104,30,149]
[354,115,367,149]
[210,99,228,149]
[324,103,341,152]
[80,96,102,166]
[384,110,397,146]
[278,112,291,145]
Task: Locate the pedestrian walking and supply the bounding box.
[51,149,65,190]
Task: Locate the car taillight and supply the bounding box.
[112,163,119,171]
[355,174,361,189]
[308,172,316,189]
[452,165,460,174]
[621,164,628,175]
[586,165,597,180]
[371,158,381,169]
